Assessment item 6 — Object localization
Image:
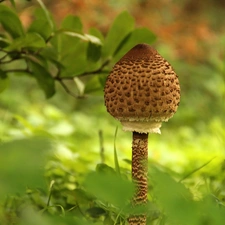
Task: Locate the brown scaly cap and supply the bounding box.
[104,43,180,133]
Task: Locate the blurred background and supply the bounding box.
[0,0,225,196]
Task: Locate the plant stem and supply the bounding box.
[128,131,148,225]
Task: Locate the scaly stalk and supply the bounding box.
[128,132,148,225]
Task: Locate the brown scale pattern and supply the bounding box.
[104,44,180,225]
[128,132,148,225]
[128,215,146,225]
[104,44,180,122]
[131,133,148,204]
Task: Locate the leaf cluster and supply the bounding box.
[1,1,225,225]
[0,0,156,98]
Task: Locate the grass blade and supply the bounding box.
[179,157,216,182]
[114,127,121,175]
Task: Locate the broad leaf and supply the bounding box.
[0,137,52,199]
[6,32,46,51]
[59,30,102,45]
[96,163,116,174]
[67,188,95,205]
[29,60,55,98]
[89,27,104,44]
[61,15,83,32]
[86,207,106,218]
[36,0,54,30]
[28,8,53,40]
[102,11,134,58]
[84,75,104,94]
[74,77,85,96]
[0,34,9,48]
[113,27,157,62]
[86,28,104,64]
[0,5,24,38]
[9,0,16,7]
[52,28,102,76]
[59,37,87,77]
[40,47,65,72]
[87,42,101,62]
[151,167,197,224]
[84,172,134,208]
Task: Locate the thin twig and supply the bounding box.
[54,60,110,98]
[1,49,110,99]
[33,33,55,55]
[55,62,110,80]
[56,79,80,98]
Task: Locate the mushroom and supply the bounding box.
[104,43,180,224]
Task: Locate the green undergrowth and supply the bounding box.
[0,0,225,224]
[0,77,224,225]
[0,75,224,224]
[0,96,225,224]
[1,145,225,225]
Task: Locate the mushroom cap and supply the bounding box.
[104,43,180,134]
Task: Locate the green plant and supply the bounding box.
[0,1,225,225]
[0,1,156,99]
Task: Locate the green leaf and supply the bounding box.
[61,15,83,32]
[6,32,46,51]
[0,137,52,200]
[113,27,157,62]
[67,188,94,205]
[9,0,16,7]
[87,42,101,62]
[102,11,134,58]
[0,5,24,38]
[86,29,103,64]
[74,77,85,96]
[29,60,55,98]
[89,27,104,44]
[85,34,102,45]
[60,30,102,45]
[86,207,106,218]
[151,167,196,224]
[199,196,225,225]
[28,8,53,40]
[0,34,9,48]
[40,47,64,70]
[59,39,87,77]
[0,70,9,93]
[96,163,116,174]
[84,75,103,94]
[53,30,102,76]
[84,172,134,208]
[151,167,193,203]
[36,0,54,30]
[104,214,114,225]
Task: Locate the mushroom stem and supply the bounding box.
[128,131,148,225]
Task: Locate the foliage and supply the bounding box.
[0,1,155,98]
[0,1,225,225]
